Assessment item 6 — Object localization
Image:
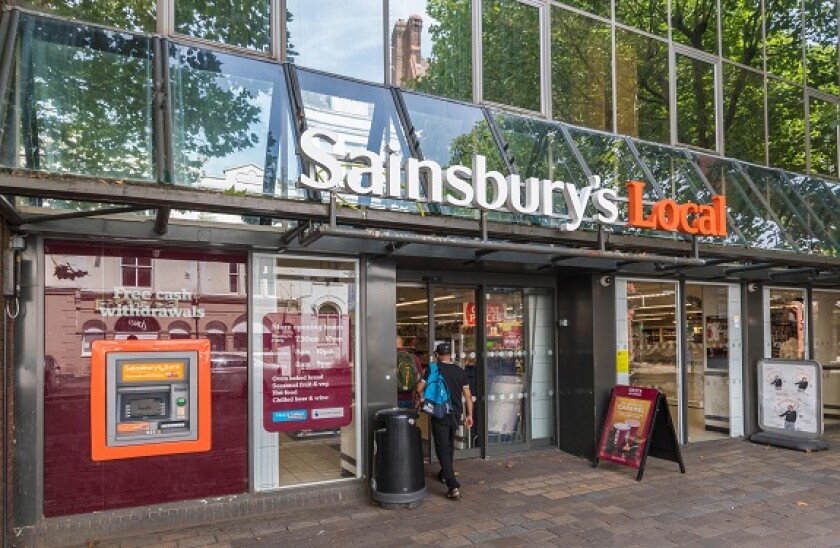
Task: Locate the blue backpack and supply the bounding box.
[421,362,452,419]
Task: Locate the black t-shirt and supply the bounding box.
[424,361,468,416]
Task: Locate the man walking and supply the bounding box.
[416,342,473,500]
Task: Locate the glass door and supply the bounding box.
[618,280,681,437]
[433,286,482,459]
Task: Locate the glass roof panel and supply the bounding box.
[784,174,840,251]
[296,69,419,213]
[633,142,746,247]
[401,92,501,220]
[694,155,797,251]
[741,164,830,253]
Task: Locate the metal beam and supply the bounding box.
[22,205,149,224]
[768,267,816,279]
[0,195,22,226]
[299,225,707,266]
[724,263,774,275]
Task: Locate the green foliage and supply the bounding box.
[175,0,271,52]
[410,0,472,102]
[21,0,155,33]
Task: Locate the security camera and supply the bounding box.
[600,275,613,287]
[747,282,758,292]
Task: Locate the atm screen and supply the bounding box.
[123,393,168,420]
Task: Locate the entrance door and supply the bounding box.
[684,283,743,441]
[395,285,481,460]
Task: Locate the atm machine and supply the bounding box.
[90,339,211,461]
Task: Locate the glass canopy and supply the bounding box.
[3,12,840,258]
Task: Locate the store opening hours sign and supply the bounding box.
[262,312,353,432]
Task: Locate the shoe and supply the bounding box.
[446,487,461,500]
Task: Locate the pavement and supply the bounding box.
[89,433,840,548]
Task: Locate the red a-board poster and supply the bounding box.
[597,385,659,469]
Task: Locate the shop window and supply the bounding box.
[287,0,385,83]
[168,321,192,340]
[615,29,670,145]
[252,254,359,490]
[121,256,152,288]
[551,7,612,132]
[169,43,301,200]
[388,0,472,102]
[175,0,271,53]
[482,0,541,113]
[19,0,155,33]
[81,320,105,357]
[0,15,155,181]
[207,321,228,352]
[767,288,808,360]
[43,241,248,517]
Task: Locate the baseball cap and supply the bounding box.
[435,342,452,355]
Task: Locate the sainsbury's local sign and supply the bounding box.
[298,128,726,237]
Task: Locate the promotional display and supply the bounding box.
[757,359,822,436]
[595,385,685,481]
[262,312,353,432]
[90,339,212,461]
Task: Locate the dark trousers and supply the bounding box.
[431,414,459,489]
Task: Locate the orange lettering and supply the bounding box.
[678,203,699,234]
[626,181,656,229]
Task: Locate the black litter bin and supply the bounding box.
[370,407,426,508]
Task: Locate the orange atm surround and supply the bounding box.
[91,339,211,461]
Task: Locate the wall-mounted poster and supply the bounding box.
[758,359,822,436]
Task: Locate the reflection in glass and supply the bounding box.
[389,0,472,102]
[721,0,763,69]
[615,0,668,36]
[402,92,501,219]
[808,96,839,178]
[21,0,155,33]
[558,0,609,18]
[615,30,670,144]
[765,0,804,82]
[43,243,248,516]
[482,0,541,112]
[551,7,612,132]
[685,284,730,442]
[175,0,271,52]
[812,290,840,419]
[434,287,481,454]
[804,0,839,94]
[671,0,718,54]
[768,288,807,360]
[486,288,526,448]
[787,175,840,244]
[634,142,747,245]
[252,255,359,488]
[297,70,415,211]
[695,155,792,250]
[625,281,680,436]
[767,79,805,172]
[169,45,302,201]
[396,286,431,459]
[0,15,155,180]
[526,291,555,442]
[723,65,766,164]
[287,0,385,83]
[676,55,717,151]
[491,112,587,228]
[742,164,826,253]
[567,128,647,198]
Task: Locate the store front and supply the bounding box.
[5,4,840,541]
